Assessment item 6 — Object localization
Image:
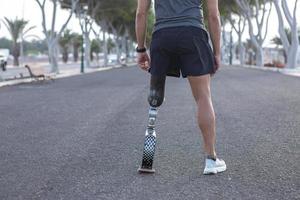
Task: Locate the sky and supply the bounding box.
[0,0,299,46]
[0,0,82,39]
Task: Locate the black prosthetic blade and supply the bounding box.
[138,134,156,173]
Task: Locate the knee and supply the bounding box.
[148,75,166,108]
[194,89,212,106]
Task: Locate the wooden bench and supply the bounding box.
[24,65,54,82]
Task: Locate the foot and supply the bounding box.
[203,158,226,175]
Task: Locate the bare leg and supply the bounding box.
[188,75,216,158]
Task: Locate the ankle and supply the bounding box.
[206,154,217,161]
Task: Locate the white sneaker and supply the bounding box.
[203,158,227,175]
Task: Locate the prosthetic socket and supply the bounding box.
[148,76,166,108]
[146,75,166,134]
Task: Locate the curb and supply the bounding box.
[0,78,34,88]
[231,64,300,78]
[0,63,136,88]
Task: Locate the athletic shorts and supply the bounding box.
[149,26,215,78]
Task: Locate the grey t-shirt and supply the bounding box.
[153,0,205,32]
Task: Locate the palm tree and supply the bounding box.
[90,39,100,62]
[59,29,73,63]
[71,33,83,62]
[3,18,35,66]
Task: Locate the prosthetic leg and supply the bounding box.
[138,75,166,173]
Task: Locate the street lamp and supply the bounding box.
[81,37,86,73]
[77,4,88,73]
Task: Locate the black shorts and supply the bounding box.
[149,26,215,78]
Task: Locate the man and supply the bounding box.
[136,0,226,175]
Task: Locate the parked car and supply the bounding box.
[0,49,9,71]
[108,54,118,65]
[107,54,127,66]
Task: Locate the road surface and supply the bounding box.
[0,66,299,200]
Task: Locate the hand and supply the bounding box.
[137,52,150,71]
[213,54,221,74]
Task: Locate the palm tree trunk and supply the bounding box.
[73,46,79,62]
[12,43,20,66]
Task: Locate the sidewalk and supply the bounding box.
[0,61,135,88]
[232,64,300,78]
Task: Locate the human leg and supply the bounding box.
[187,74,226,174]
[188,75,216,157]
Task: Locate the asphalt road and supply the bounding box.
[0,66,299,200]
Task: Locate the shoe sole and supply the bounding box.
[203,165,227,175]
[138,167,155,173]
